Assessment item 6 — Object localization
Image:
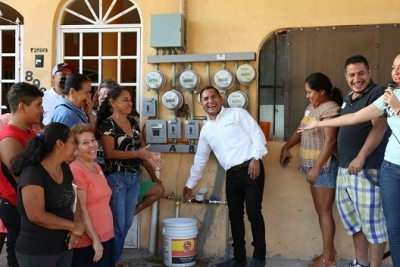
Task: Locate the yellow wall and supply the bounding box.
[1,0,398,263]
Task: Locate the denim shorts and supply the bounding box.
[312,159,339,188]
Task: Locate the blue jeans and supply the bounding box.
[380,160,400,266]
[107,171,141,262]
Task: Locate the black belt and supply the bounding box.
[229,159,252,171]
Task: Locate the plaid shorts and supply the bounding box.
[336,167,388,244]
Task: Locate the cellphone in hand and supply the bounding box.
[282,156,290,169]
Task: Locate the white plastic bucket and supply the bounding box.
[163,218,198,267]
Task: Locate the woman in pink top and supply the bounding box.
[70,123,114,267]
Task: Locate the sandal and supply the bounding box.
[310,251,339,265]
[309,257,337,267]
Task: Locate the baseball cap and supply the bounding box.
[52,63,77,76]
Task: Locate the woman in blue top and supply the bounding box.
[300,54,400,266]
[96,86,164,267]
[50,73,96,133]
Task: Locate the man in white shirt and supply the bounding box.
[42,63,76,125]
[183,86,268,267]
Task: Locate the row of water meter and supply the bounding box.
[144,63,257,110]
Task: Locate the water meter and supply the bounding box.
[179,70,200,91]
[162,90,183,110]
[214,69,235,90]
[145,70,166,91]
[227,91,249,109]
[236,63,256,85]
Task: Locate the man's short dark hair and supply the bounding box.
[344,55,369,70]
[199,85,220,101]
[7,82,44,113]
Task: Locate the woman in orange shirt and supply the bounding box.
[70,123,114,267]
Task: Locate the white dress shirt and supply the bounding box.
[42,88,63,125]
[186,107,268,189]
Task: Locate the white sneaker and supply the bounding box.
[349,259,368,267]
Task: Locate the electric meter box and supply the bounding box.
[142,98,157,117]
[185,120,199,139]
[146,120,167,144]
[168,119,181,138]
[150,14,185,48]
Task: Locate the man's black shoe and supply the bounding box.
[211,258,247,267]
[250,258,266,267]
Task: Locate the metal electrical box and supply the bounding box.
[167,119,181,138]
[185,120,199,139]
[142,98,156,117]
[146,120,167,144]
[150,14,185,48]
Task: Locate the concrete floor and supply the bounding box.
[0,248,394,266]
[118,249,394,267]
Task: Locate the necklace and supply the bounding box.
[77,157,97,173]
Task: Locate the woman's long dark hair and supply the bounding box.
[11,123,71,176]
[96,85,127,129]
[305,72,343,106]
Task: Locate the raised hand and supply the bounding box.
[138,145,165,168]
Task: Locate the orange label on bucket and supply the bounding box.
[171,238,196,260]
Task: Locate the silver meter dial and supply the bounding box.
[179,70,200,91]
[162,90,183,110]
[227,91,249,109]
[145,70,166,91]
[214,69,235,90]
[236,63,256,85]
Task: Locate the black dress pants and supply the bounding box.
[225,161,266,262]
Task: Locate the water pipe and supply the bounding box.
[175,198,180,218]
[163,193,227,205]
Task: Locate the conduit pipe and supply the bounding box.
[206,62,211,85]
[155,49,160,120]
[171,62,178,145]
[149,156,161,254]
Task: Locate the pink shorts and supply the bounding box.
[0,219,7,233]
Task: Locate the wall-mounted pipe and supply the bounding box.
[163,194,227,205]
[235,61,240,91]
[245,61,251,112]
[149,157,161,254]
[221,62,227,108]
[206,62,211,86]
[175,198,180,218]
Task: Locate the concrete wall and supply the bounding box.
[1,0,398,263]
